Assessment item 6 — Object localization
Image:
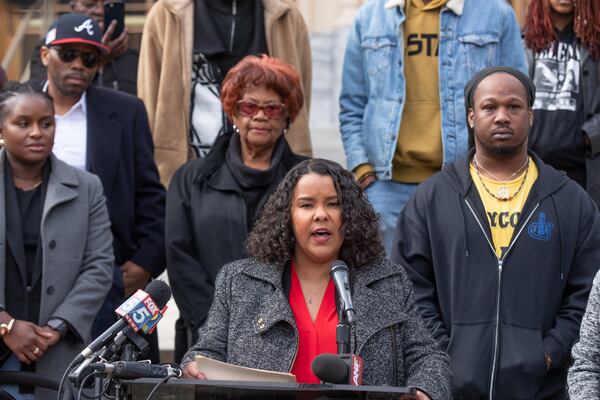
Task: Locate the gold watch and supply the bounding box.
[0,318,15,337]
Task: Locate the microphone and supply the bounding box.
[330,260,355,323]
[70,280,171,367]
[90,361,182,379]
[311,353,363,385]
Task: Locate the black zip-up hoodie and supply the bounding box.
[392,150,600,399]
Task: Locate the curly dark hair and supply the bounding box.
[246,158,385,268]
[525,0,600,60]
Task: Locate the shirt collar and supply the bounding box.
[43,80,87,117]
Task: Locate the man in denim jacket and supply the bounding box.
[340,0,526,253]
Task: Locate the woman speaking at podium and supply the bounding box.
[181,159,451,399]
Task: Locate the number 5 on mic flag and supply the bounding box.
[115,289,168,334]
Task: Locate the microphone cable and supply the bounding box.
[57,364,74,400]
[76,374,95,400]
[76,373,115,400]
[144,375,172,400]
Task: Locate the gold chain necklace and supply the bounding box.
[15,178,43,191]
[473,157,530,201]
[473,156,529,182]
[27,180,43,190]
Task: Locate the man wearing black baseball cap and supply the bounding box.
[40,13,166,363]
[42,13,109,106]
[392,67,600,398]
[45,12,110,52]
[30,1,138,96]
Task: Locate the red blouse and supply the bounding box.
[289,263,338,383]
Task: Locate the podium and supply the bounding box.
[122,379,417,399]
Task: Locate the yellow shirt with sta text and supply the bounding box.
[393,0,447,183]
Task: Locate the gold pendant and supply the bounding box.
[497,186,510,200]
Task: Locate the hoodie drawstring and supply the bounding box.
[550,196,565,281]
[460,194,470,258]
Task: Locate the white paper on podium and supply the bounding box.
[194,355,297,383]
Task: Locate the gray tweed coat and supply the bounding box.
[181,257,451,400]
[0,151,114,399]
[568,269,600,399]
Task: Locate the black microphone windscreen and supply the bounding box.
[311,353,348,384]
[144,280,171,309]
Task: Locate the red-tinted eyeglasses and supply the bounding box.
[51,46,100,68]
[236,101,288,119]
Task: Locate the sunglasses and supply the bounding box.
[51,47,100,68]
[236,101,288,119]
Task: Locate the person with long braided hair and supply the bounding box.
[524,0,600,208]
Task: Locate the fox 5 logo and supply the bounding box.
[126,300,158,329]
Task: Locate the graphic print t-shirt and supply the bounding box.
[529,23,585,185]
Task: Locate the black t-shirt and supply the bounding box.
[16,185,43,286]
[194,0,267,81]
[529,22,586,186]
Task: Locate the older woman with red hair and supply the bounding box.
[166,55,307,362]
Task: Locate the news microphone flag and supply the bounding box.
[69,280,171,369]
[115,289,168,334]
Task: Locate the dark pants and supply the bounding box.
[174,317,194,364]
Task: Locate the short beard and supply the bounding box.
[475,136,527,159]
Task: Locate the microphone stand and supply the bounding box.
[336,300,352,354]
[335,299,363,385]
[70,330,149,398]
[110,330,150,399]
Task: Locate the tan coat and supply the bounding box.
[138,0,312,187]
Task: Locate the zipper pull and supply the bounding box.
[498,260,503,272]
[229,0,238,52]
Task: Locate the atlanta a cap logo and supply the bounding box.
[74,19,94,36]
[45,28,56,45]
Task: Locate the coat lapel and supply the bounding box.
[31,155,79,289]
[207,164,243,194]
[85,86,121,199]
[352,261,408,354]
[241,262,297,334]
[243,258,410,356]
[0,151,27,288]
[41,155,79,225]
